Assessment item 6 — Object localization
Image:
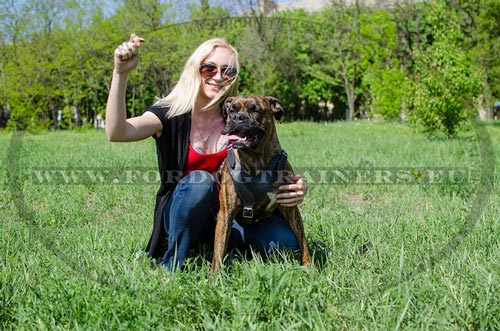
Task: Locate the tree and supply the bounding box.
[408,2,482,137]
[307,0,366,121]
[359,9,406,120]
[469,0,500,118]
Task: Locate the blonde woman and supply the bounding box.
[106,34,308,270]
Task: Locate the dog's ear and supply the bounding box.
[265,96,284,122]
[221,97,234,119]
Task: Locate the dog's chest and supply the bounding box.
[251,181,281,219]
[225,146,289,221]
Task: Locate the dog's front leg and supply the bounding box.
[279,163,311,268]
[210,171,241,273]
[280,206,311,268]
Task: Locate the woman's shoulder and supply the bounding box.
[145,104,191,142]
[146,104,190,124]
[146,103,170,119]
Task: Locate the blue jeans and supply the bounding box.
[162,170,299,270]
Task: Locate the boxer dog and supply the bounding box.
[210,95,311,273]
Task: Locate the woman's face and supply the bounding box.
[198,46,237,103]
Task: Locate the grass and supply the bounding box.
[1,120,499,330]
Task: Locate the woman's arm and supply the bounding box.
[105,34,162,142]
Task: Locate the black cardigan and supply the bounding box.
[145,105,191,259]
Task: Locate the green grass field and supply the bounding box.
[1,121,499,330]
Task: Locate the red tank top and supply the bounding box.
[183,142,228,177]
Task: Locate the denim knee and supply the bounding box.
[166,170,216,223]
[161,170,217,270]
[177,170,214,191]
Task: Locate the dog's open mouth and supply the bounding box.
[224,132,260,148]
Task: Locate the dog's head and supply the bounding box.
[221,96,284,149]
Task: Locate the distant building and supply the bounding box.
[258,0,394,15]
[276,0,331,12]
[258,0,329,15]
[259,0,278,14]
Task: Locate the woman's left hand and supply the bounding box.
[276,174,308,207]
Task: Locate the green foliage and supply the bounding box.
[408,3,482,137]
[470,0,500,110]
[359,10,406,120]
[365,64,408,120]
[409,41,481,137]
[0,0,499,131]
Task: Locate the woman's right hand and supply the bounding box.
[113,33,144,75]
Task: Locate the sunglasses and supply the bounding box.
[199,63,238,80]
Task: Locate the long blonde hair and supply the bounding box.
[155,38,240,118]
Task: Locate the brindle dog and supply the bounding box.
[210,96,311,273]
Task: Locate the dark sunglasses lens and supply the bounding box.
[200,64,217,76]
[222,67,237,79]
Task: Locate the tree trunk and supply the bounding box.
[340,51,356,121]
[484,72,492,119]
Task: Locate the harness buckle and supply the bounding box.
[243,207,254,219]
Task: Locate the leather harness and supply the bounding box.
[226,144,288,221]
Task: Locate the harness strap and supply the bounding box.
[226,145,288,220]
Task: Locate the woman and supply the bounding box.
[106,34,308,270]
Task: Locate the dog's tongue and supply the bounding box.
[225,134,251,146]
[225,134,245,142]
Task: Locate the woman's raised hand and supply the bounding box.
[113,33,144,75]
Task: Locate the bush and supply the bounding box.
[407,3,482,138]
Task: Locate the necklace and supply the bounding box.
[193,115,218,151]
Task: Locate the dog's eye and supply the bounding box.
[250,104,263,113]
[253,107,263,113]
[228,106,237,113]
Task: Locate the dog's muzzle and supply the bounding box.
[222,114,263,149]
